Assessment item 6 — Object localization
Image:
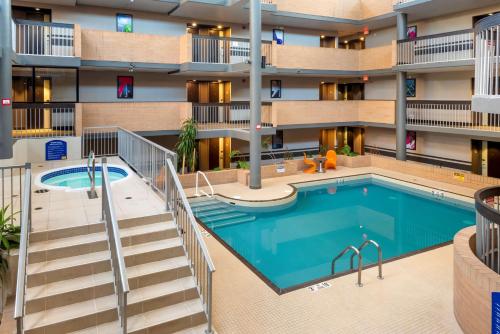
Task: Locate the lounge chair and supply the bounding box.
[303,153,317,174]
[324,150,337,170]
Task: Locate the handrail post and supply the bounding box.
[206,268,213,334]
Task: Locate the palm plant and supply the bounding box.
[0,206,21,308]
[175,118,198,174]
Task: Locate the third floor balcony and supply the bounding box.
[396,29,474,70]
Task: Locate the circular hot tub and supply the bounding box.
[37,165,129,191]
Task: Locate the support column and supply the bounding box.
[249,0,262,189]
[396,12,407,161]
[0,0,13,159]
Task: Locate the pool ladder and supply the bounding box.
[331,240,383,287]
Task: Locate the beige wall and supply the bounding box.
[454,227,500,334]
[81,102,191,131]
[272,100,395,126]
[273,0,393,20]
[273,44,395,71]
[81,29,182,63]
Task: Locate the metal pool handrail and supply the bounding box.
[101,158,130,333]
[195,171,214,198]
[474,186,500,273]
[166,159,215,333]
[350,240,384,280]
[332,245,363,287]
[14,164,32,334]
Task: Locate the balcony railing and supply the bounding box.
[193,102,273,130]
[192,35,272,66]
[475,186,500,274]
[474,14,500,100]
[407,100,500,132]
[14,19,75,57]
[12,103,76,138]
[397,29,474,66]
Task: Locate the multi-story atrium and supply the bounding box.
[0,0,499,333]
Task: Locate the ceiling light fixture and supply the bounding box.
[320,35,325,39]
[192,22,198,27]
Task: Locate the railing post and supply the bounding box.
[206,268,213,334]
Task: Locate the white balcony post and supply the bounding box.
[396,12,408,161]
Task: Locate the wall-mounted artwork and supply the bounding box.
[406,131,416,151]
[273,29,284,45]
[407,25,417,40]
[271,80,282,99]
[117,76,134,99]
[116,13,133,33]
[406,78,416,97]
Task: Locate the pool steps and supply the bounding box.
[191,198,257,230]
[23,213,208,334]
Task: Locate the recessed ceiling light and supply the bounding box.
[488,13,493,16]
[360,37,365,41]
[320,35,325,39]
[35,8,40,11]
[344,40,348,44]
[192,22,197,27]
[217,25,223,29]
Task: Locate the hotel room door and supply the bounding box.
[488,141,500,178]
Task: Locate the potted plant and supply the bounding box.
[237,160,250,170]
[319,145,328,157]
[0,206,21,316]
[229,150,241,169]
[175,118,198,175]
[338,144,359,157]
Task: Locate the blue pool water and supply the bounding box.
[41,166,128,189]
[193,177,475,290]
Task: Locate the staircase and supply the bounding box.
[22,213,208,334]
[191,198,256,230]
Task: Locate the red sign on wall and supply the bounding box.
[256,124,262,130]
[1,98,11,106]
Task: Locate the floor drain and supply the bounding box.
[34,207,43,211]
[34,189,49,194]
[125,196,133,200]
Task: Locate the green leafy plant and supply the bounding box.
[212,167,222,171]
[175,118,198,174]
[283,149,294,161]
[319,145,328,156]
[238,161,250,170]
[0,206,21,293]
[338,145,359,157]
[229,150,241,161]
[261,136,272,150]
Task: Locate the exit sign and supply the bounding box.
[1,98,11,106]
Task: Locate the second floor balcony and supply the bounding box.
[407,100,500,133]
[397,29,474,68]
[193,102,273,130]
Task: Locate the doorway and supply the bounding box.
[12,6,51,22]
[488,141,500,178]
[337,83,364,100]
[187,80,231,104]
[198,137,231,171]
[319,83,336,100]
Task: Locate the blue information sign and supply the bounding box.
[45,140,67,161]
[493,292,500,334]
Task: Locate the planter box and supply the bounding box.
[337,155,371,168]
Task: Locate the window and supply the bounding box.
[272,130,284,149]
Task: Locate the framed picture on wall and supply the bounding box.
[406,78,416,97]
[116,13,133,33]
[406,131,416,151]
[273,29,284,45]
[117,76,134,99]
[407,25,417,40]
[271,80,282,99]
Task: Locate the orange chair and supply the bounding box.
[303,153,317,174]
[324,150,337,170]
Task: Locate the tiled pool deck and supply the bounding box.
[1,163,482,334]
[185,165,478,334]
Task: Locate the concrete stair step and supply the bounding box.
[24,294,117,334]
[25,271,114,314]
[27,250,111,288]
[120,220,178,247]
[127,277,198,317]
[123,238,184,267]
[29,223,105,243]
[173,323,210,334]
[118,213,172,229]
[28,231,109,264]
[127,299,206,334]
[127,256,191,290]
